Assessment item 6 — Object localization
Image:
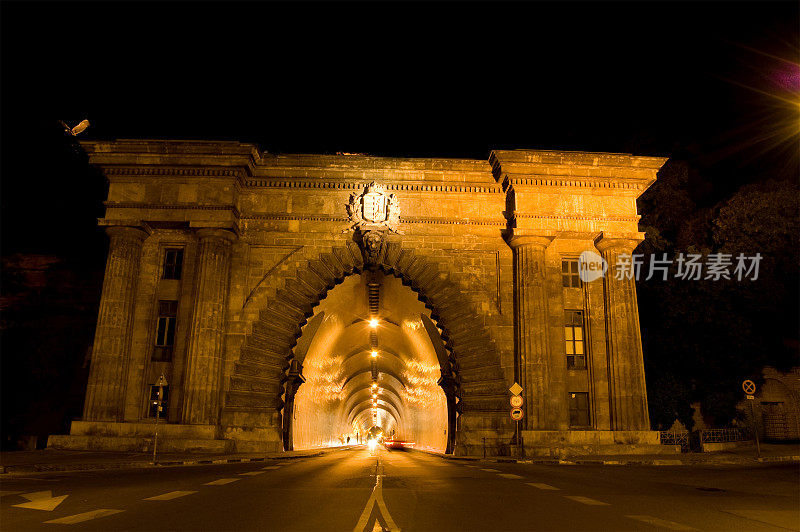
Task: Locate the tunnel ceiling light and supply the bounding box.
[371,350,378,358]
[369,318,379,328]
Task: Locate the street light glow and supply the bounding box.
[371,350,378,358]
[369,318,379,328]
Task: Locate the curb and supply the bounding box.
[0,451,325,475]
[410,448,799,466]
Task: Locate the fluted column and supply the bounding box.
[83,226,148,421]
[596,234,650,431]
[182,228,236,425]
[509,235,553,430]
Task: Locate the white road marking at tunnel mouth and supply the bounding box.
[44,509,124,525]
[497,473,524,479]
[204,478,240,485]
[12,491,68,511]
[239,471,265,476]
[262,465,282,470]
[625,515,700,530]
[480,468,500,472]
[526,483,560,490]
[144,491,197,501]
[564,496,609,506]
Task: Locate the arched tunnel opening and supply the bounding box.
[285,271,455,453]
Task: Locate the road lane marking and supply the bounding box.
[12,491,68,511]
[719,510,800,530]
[239,471,265,476]
[44,509,124,524]
[144,491,197,501]
[497,473,524,479]
[480,468,500,472]
[262,465,281,470]
[526,483,559,490]
[353,475,400,532]
[204,478,240,486]
[565,496,609,506]
[626,515,699,530]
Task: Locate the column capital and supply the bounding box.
[195,227,237,243]
[506,230,554,250]
[594,232,644,254]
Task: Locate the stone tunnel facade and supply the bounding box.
[49,140,669,456]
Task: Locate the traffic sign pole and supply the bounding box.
[742,380,760,459]
[509,383,525,459]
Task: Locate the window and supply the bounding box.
[148,384,170,420]
[561,259,581,288]
[569,392,590,427]
[565,310,586,369]
[152,300,178,362]
[162,249,184,280]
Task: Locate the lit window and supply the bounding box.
[568,392,590,427]
[162,249,184,280]
[148,384,169,420]
[561,259,581,288]
[565,310,586,369]
[153,300,178,362]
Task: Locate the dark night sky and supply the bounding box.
[3,1,797,256]
[0,1,797,259]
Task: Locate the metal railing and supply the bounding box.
[659,431,690,451]
[698,427,751,443]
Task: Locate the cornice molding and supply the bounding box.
[105,167,243,178]
[243,180,503,193]
[104,201,241,218]
[505,176,649,190]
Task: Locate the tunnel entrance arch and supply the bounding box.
[220,234,509,455]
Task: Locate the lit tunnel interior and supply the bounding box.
[290,272,450,452]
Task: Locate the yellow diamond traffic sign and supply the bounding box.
[509,382,523,396]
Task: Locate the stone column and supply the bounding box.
[595,234,650,431]
[83,226,148,421]
[182,228,236,425]
[509,235,553,430]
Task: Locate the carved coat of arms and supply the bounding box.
[347,182,401,233]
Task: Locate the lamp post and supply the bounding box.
[151,373,168,464]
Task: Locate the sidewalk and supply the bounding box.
[417,442,800,466]
[0,446,353,475]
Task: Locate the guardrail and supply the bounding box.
[660,427,752,452]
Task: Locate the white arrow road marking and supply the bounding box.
[564,496,609,506]
[261,465,281,470]
[45,509,124,525]
[239,471,265,476]
[12,491,68,511]
[353,475,400,532]
[626,515,699,531]
[526,483,559,490]
[204,478,240,486]
[144,491,197,501]
[498,473,524,479]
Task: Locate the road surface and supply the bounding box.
[2,446,798,530]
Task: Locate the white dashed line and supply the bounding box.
[564,496,609,506]
[239,471,265,476]
[526,483,559,490]
[204,478,240,486]
[144,491,197,501]
[262,466,282,470]
[498,473,524,479]
[44,509,124,524]
[480,468,500,472]
[626,515,699,530]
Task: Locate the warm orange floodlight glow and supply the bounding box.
[371,350,378,358]
[372,394,377,399]
[371,383,377,389]
[369,318,379,328]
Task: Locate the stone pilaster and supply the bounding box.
[182,228,236,425]
[595,234,650,431]
[509,234,553,430]
[83,226,148,421]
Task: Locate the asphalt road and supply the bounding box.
[1,447,798,531]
